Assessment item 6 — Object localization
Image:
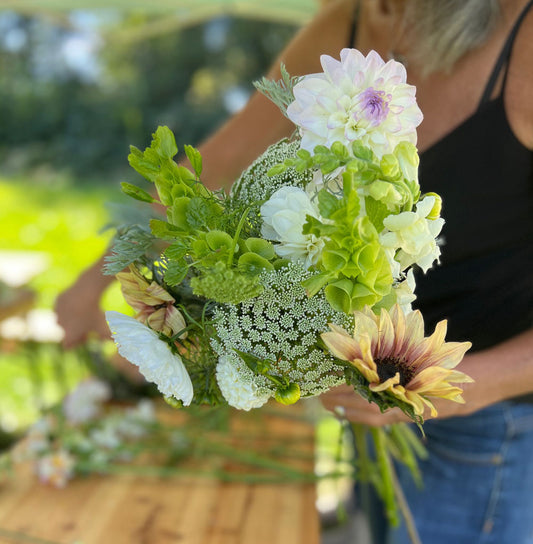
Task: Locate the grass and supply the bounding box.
[0,173,130,432]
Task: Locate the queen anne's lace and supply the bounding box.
[211,264,352,399]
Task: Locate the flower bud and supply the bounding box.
[423,193,442,220]
[274,382,301,405]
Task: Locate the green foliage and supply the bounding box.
[190,262,263,304]
[117,126,280,303]
[302,178,393,313]
[120,182,156,203]
[253,63,302,118]
[103,225,156,276]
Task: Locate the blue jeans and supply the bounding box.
[387,402,533,544]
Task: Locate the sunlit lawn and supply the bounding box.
[0,174,129,431]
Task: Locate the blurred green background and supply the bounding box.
[0,1,329,433]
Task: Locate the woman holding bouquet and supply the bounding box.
[56,0,533,542]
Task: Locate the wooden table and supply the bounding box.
[0,404,320,544]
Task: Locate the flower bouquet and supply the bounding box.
[104,49,471,534]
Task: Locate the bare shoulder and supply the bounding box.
[506,3,533,149]
[272,0,356,77]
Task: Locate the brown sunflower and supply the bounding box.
[321,305,473,417]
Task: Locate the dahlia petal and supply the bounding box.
[106,311,193,406]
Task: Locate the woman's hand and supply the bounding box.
[54,255,114,349]
[54,279,111,349]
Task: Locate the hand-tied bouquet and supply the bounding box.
[105,49,472,530]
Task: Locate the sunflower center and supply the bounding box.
[376,357,414,387]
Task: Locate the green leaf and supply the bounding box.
[164,242,188,260]
[164,259,188,286]
[205,230,234,251]
[365,196,391,232]
[150,218,183,240]
[154,174,173,206]
[153,126,178,160]
[234,349,272,375]
[302,215,336,237]
[238,252,274,276]
[301,272,332,297]
[186,197,211,230]
[168,197,191,230]
[267,163,288,177]
[352,142,374,162]
[331,141,350,160]
[317,189,340,218]
[244,238,276,260]
[120,182,156,203]
[128,146,160,182]
[184,145,203,177]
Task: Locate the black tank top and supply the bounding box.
[349,2,533,400]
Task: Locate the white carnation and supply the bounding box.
[260,186,325,269]
[216,355,271,411]
[106,311,193,406]
[380,196,444,273]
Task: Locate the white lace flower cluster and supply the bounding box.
[231,139,312,204]
[211,263,352,410]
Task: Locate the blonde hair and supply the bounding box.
[406,0,501,75]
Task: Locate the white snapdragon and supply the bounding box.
[106,311,194,406]
[216,355,271,411]
[287,49,423,158]
[260,186,325,269]
[380,196,444,273]
[393,269,417,314]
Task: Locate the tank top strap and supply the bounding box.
[477,0,533,110]
[346,0,361,48]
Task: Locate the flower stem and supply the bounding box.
[370,427,399,527]
[228,207,250,267]
[391,462,422,544]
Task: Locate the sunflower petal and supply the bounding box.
[321,330,362,361]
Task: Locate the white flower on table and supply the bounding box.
[287,49,423,158]
[105,311,193,406]
[260,186,325,269]
[63,378,111,424]
[380,195,445,273]
[36,449,75,488]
